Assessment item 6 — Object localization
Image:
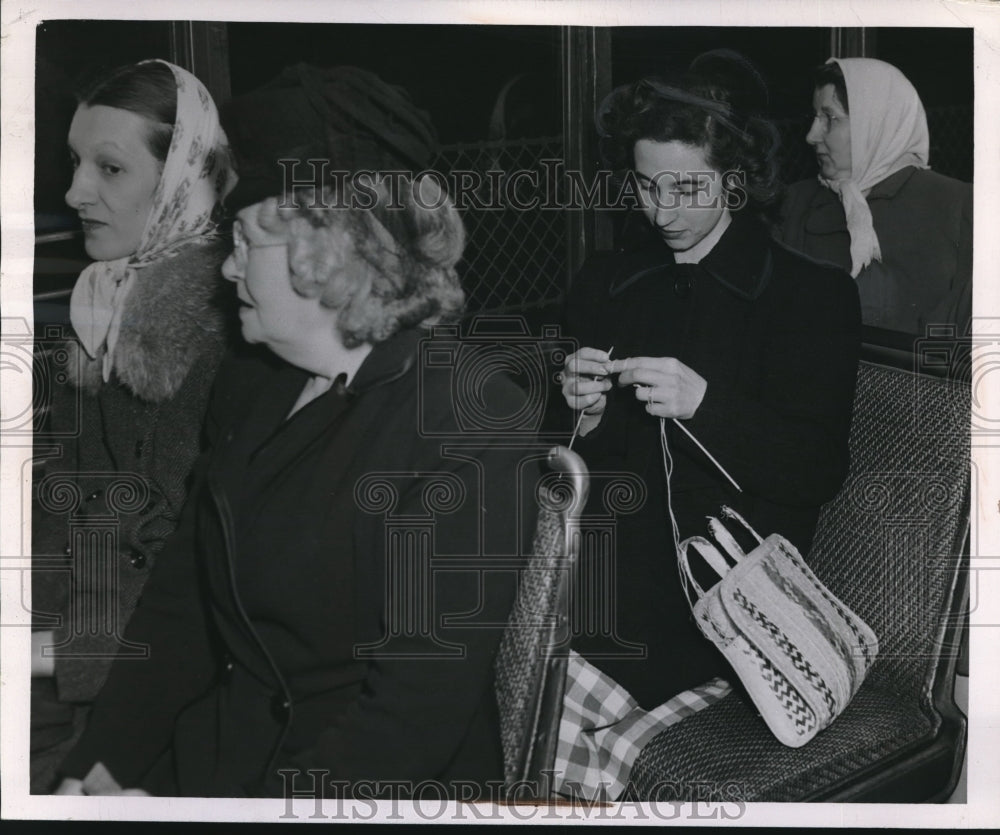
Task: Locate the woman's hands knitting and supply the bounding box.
[609,356,707,420]
[560,347,614,437]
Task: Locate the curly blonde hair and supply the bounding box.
[255,175,466,348]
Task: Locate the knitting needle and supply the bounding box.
[567,347,614,451]
[627,358,743,493]
[671,417,742,493]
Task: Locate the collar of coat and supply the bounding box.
[609,210,774,302]
[802,165,918,235]
[344,327,420,396]
[69,238,231,403]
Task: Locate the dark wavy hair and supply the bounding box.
[76,61,177,163]
[597,50,783,218]
[812,61,849,114]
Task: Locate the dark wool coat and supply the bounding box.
[60,329,538,798]
[778,166,972,335]
[562,212,862,709]
[31,239,232,793]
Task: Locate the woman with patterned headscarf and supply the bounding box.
[30,59,236,792]
[779,57,972,334]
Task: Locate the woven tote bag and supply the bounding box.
[677,506,879,747]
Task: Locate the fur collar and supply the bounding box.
[69,238,232,403]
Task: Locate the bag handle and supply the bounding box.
[677,535,731,601]
[660,420,757,609]
[707,516,747,563]
[659,418,745,562]
[720,505,763,545]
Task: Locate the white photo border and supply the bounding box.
[2,0,998,826]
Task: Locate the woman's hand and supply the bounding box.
[52,762,151,796]
[610,356,707,420]
[54,778,85,795]
[561,347,614,436]
[31,630,55,678]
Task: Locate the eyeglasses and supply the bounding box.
[810,111,845,132]
[231,219,287,266]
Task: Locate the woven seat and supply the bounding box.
[495,445,589,797]
[629,355,970,801]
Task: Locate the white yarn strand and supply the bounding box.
[660,417,699,609]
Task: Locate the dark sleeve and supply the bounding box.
[55,462,216,787]
[53,353,260,786]
[924,182,972,334]
[31,364,83,624]
[682,260,862,507]
[263,389,535,793]
[775,181,811,252]
[50,351,223,704]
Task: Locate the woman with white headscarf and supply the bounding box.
[779,57,972,334]
[30,59,236,793]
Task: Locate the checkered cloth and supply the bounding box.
[553,651,731,800]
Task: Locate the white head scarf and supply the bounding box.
[69,59,237,382]
[819,57,929,278]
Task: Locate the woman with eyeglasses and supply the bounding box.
[53,64,533,798]
[30,59,236,794]
[779,58,972,335]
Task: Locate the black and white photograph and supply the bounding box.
[1,0,998,826]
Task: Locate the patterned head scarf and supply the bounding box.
[69,59,238,382]
[819,57,929,278]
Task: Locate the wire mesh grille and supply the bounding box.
[429,104,971,318]
[432,136,568,316]
[774,105,973,186]
[926,105,974,183]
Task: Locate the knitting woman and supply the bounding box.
[556,51,862,798]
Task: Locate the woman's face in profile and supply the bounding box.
[65,104,162,261]
[221,200,341,365]
[806,84,852,181]
[633,139,729,253]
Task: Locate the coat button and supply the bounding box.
[220,655,235,681]
[85,489,102,502]
[270,693,291,722]
[63,542,72,556]
[128,550,147,569]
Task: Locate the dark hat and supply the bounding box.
[687,49,770,117]
[222,64,439,211]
